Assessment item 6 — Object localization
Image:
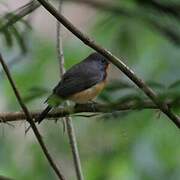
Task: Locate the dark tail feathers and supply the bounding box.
[35,105,52,124]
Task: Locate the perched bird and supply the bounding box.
[36,52,110,124]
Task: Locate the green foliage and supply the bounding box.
[23,87,49,103]
[0,0,180,180]
[0,9,31,53]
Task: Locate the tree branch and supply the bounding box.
[35,0,180,129]
[0,100,175,123]
[57,1,65,76]
[0,53,65,180]
[56,1,84,179]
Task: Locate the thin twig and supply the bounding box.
[64,116,84,180]
[0,53,65,180]
[35,0,180,128]
[57,0,65,76]
[56,1,84,179]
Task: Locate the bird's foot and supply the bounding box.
[74,101,97,112]
[88,100,98,112]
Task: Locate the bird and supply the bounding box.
[36,52,110,124]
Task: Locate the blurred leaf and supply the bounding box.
[105,80,164,92]
[11,25,27,53]
[136,0,180,19]
[23,87,49,103]
[2,29,13,48]
[116,93,143,104]
[105,80,133,92]
[0,12,31,52]
[146,81,165,89]
[168,79,180,89]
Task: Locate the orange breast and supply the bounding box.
[68,81,106,104]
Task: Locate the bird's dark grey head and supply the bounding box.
[86,52,110,67]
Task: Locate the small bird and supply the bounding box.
[36,52,110,124]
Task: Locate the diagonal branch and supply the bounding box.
[36,0,180,128]
[0,53,65,180]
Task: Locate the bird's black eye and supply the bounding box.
[101,58,108,65]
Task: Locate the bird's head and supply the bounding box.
[88,52,110,68]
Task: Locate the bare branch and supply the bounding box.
[0,53,65,180]
[56,1,84,179]
[0,100,175,123]
[64,116,84,180]
[57,0,65,76]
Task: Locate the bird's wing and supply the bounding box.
[53,62,104,98]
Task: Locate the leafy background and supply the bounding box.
[0,0,180,179]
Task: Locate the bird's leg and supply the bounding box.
[74,101,98,112]
[88,100,98,112]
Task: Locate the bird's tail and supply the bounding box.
[35,105,52,124]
